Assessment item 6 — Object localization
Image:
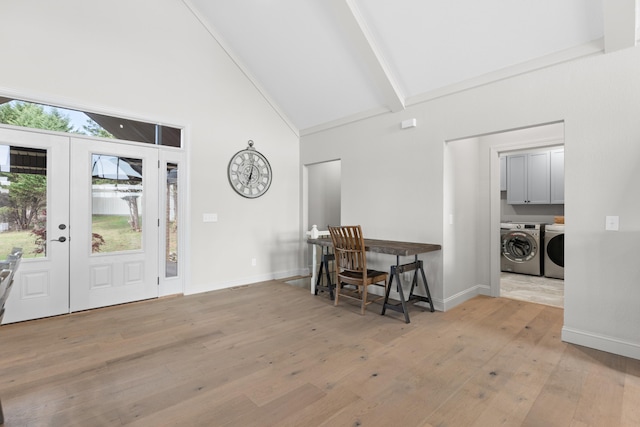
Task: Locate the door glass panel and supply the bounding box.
[166,163,178,277]
[0,144,47,258]
[91,154,143,253]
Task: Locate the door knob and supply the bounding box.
[51,236,67,243]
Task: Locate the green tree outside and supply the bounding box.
[82,119,114,138]
[0,101,76,133]
[0,100,111,256]
[1,173,46,230]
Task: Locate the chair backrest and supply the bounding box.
[0,270,13,309]
[328,225,367,273]
[0,248,22,320]
[6,248,23,274]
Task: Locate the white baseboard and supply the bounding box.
[562,327,640,361]
[476,284,492,296]
[184,268,307,296]
[440,284,489,311]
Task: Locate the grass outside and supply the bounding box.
[0,215,179,258]
[0,230,40,258]
[91,215,142,253]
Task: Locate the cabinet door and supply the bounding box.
[550,149,564,204]
[527,151,550,204]
[506,154,527,204]
[500,156,507,191]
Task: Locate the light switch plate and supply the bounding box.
[203,213,218,223]
[605,215,619,231]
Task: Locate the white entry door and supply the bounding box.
[1,129,161,322]
[0,127,70,323]
[69,138,159,311]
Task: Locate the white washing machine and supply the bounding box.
[544,224,564,279]
[500,223,544,276]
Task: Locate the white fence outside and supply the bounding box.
[92,184,143,216]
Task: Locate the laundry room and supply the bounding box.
[443,121,565,309]
[499,123,565,308]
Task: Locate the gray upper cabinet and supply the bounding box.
[500,156,507,191]
[550,148,565,204]
[507,154,527,203]
[507,151,550,204]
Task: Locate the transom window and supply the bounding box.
[0,98,181,147]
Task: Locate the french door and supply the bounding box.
[0,127,70,323]
[1,127,160,323]
[69,137,159,312]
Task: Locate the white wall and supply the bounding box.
[0,0,303,293]
[302,45,640,359]
[301,116,445,306]
[442,137,482,308]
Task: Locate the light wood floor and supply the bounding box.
[1,280,639,426]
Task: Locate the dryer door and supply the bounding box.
[502,230,538,263]
[546,233,564,267]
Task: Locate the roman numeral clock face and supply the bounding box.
[227,142,272,198]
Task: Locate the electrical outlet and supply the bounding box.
[251,258,257,267]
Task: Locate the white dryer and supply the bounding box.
[544,224,564,279]
[500,223,544,276]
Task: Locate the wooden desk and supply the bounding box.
[307,237,441,323]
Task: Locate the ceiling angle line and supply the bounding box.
[180,0,300,137]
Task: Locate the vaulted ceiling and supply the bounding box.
[185,0,638,135]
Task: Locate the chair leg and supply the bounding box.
[361,285,367,315]
[334,280,340,307]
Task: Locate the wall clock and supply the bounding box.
[227,140,272,198]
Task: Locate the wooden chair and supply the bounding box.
[328,225,388,315]
[0,248,21,425]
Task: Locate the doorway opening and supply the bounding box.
[307,160,341,232]
[499,140,564,307]
[287,160,341,290]
[445,121,565,309]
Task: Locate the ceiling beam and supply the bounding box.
[603,0,637,53]
[328,0,405,113]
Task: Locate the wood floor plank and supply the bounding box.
[621,357,640,426]
[0,280,638,426]
[277,384,360,427]
[521,344,587,426]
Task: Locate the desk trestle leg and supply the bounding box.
[381,257,434,323]
[412,261,435,312]
[314,252,335,300]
